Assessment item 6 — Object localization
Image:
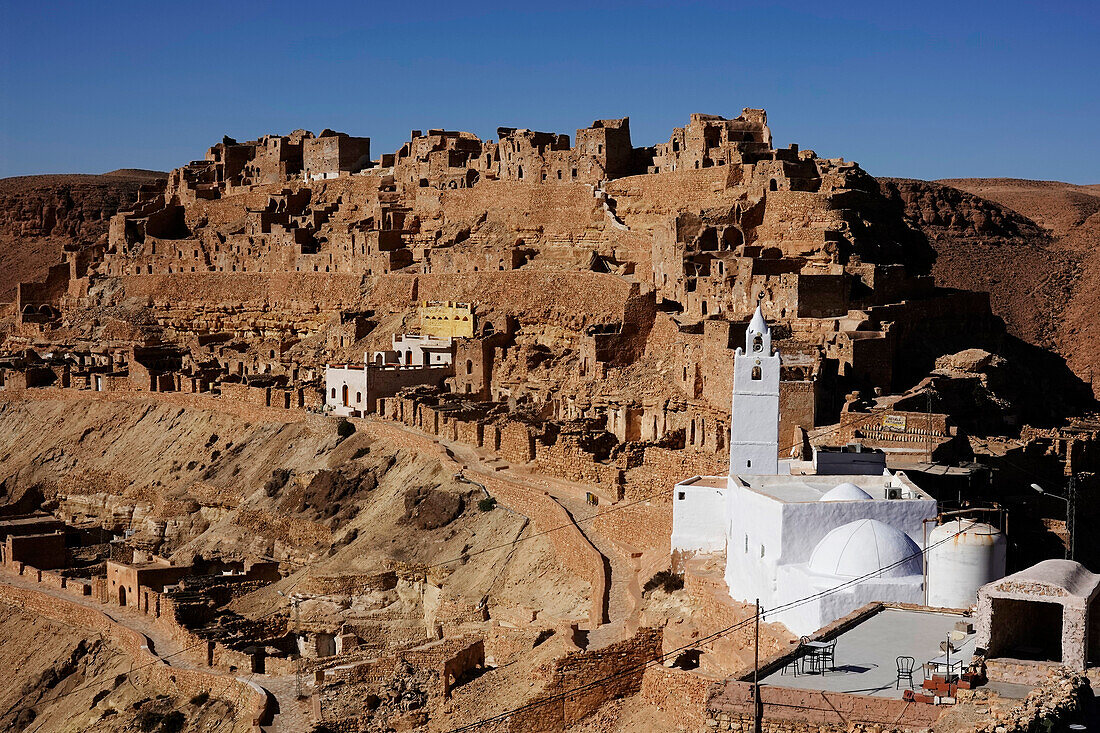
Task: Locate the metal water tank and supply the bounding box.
[926,518,1007,609]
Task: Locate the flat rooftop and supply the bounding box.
[733,474,930,503]
[761,608,976,699]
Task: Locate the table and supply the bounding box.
[803,640,833,674]
[925,653,964,679]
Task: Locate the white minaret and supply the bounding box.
[729,305,780,475]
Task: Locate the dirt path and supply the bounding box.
[0,570,309,732]
[380,418,641,645]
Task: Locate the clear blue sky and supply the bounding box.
[1,0,1097,182]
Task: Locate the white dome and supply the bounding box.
[819,482,873,502]
[808,519,922,578]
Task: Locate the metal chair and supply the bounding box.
[896,655,917,689]
[781,639,805,675]
[821,638,837,672]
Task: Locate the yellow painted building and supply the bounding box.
[419,301,473,339]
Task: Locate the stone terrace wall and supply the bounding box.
[0,581,268,731]
[366,272,639,329]
[623,446,727,502]
[434,180,605,235]
[503,627,663,732]
[120,272,365,309]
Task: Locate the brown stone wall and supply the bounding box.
[504,627,662,732]
[706,680,941,731]
[532,437,623,493]
[623,447,726,502]
[640,666,714,730]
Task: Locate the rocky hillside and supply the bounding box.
[0,170,163,301]
[0,391,589,622]
[881,177,1100,396]
[0,602,242,732]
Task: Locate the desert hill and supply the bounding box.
[880,177,1100,394]
[0,170,165,301]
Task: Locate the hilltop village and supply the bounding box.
[1,110,1098,732]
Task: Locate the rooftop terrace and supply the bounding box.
[760,608,975,699]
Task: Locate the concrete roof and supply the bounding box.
[984,559,1100,601]
[730,474,931,504]
[760,608,975,699]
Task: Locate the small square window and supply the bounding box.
[678,492,685,501]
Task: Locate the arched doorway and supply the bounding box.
[342,384,349,407]
[118,586,127,606]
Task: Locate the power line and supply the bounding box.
[7,409,919,725]
[442,525,972,732]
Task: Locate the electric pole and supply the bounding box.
[753,599,762,733]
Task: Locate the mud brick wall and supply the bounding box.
[640,665,714,730]
[706,680,941,731]
[505,627,663,732]
[623,446,726,502]
[532,437,623,491]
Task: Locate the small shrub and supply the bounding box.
[642,570,684,595]
[136,710,164,732]
[335,418,355,438]
[264,469,291,498]
[160,711,185,732]
[477,497,497,512]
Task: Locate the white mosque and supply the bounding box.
[670,307,938,635]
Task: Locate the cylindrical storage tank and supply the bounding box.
[926,518,1007,609]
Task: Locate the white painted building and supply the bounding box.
[730,308,779,476]
[373,334,454,368]
[324,361,368,417]
[325,336,456,417]
[671,306,938,635]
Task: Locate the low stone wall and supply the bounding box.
[299,571,398,597]
[963,667,1089,733]
[706,679,942,732]
[985,658,1064,687]
[0,581,268,731]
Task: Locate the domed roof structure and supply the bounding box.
[808,519,922,578]
[747,305,768,335]
[819,482,873,502]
